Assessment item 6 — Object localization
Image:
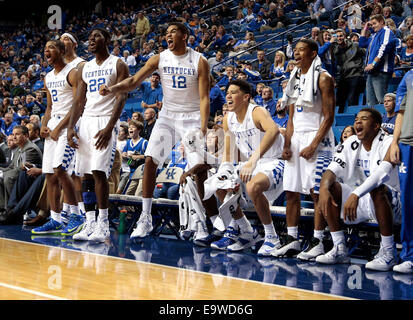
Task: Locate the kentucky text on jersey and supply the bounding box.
[84,69,114,78]
[162,66,196,76]
[234,128,258,139]
[46,80,66,89]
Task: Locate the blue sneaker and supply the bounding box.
[210,226,239,250]
[32,219,64,235]
[61,211,70,225]
[61,214,85,236]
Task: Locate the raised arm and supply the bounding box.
[198,56,210,136]
[99,54,160,96]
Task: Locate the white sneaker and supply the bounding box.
[272,235,301,258]
[297,237,325,261]
[227,229,262,252]
[393,260,413,274]
[315,243,350,264]
[130,214,153,239]
[88,219,110,243]
[73,219,97,241]
[257,235,281,256]
[365,245,397,271]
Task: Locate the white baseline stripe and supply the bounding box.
[0,282,67,300]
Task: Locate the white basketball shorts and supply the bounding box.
[42,115,75,174]
[144,108,204,169]
[75,116,118,178]
[283,129,334,195]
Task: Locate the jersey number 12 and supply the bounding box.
[172,75,187,88]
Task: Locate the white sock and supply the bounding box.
[142,197,153,215]
[381,234,394,249]
[287,226,298,239]
[85,211,96,222]
[78,202,86,214]
[210,214,218,225]
[98,208,108,222]
[314,229,324,241]
[62,203,70,213]
[235,215,253,233]
[51,210,61,223]
[70,205,79,215]
[228,218,238,230]
[263,223,278,238]
[330,231,345,246]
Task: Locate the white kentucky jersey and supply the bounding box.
[45,63,76,117]
[82,54,119,117]
[293,69,328,132]
[227,103,284,160]
[67,56,85,70]
[158,47,201,113]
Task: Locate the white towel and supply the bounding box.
[280,55,323,109]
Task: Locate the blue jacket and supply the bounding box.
[359,26,397,74]
[395,70,412,113]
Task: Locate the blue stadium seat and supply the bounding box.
[333,126,345,144]
[373,104,385,114]
[346,105,365,115]
[335,114,355,126]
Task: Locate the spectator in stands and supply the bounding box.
[131,111,144,123]
[121,50,137,67]
[398,16,413,38]
[141,108,156,141]
[241,60,262,84]
[390,69,413,274]
[31,91,46,116]
[339,0,363,33]
[360,14,397,108]
[252,49,272,80]
[209,75,226,117]
[270,50,287,81]
[263,7,292,30]
[318,30,336,77]
[261,86,277,118]
[139,72,163,111]
[246,11,267,32]
[254,83,265,105]
[333,28,366,113]
[313,0,342,28]
[133,11,151,49]
[116,123,130,194]
[217,65,236,92]
[206,25,233,53]
[29,114,41,127]
[381,93,397,134]
[273,101,289,129]
[0,113,17,136]
[208,50,227,76]
[122,120,148,195]
[227,32,257,58]
[339,125,356,144]
[311,27,321,43]
[400,34,413,65]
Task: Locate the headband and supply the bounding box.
[61,33,77,44]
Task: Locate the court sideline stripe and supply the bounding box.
[0,237,355,300]
[0,281,67,300]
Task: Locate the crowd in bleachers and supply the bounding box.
[0,0,412,269]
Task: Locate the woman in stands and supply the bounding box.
[400,34,413,66]
[270,50,287,81]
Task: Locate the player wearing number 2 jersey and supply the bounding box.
[67,28,129,242]
[99,22,210,240]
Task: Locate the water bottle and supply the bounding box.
[118,209,127,234]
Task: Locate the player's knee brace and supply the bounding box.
[82,178,96,211]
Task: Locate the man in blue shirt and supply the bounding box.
[139,72,163,111]
[209,75,226,117]
[261,86,277,117]
[359,14,397,108]
[381,93,397,134]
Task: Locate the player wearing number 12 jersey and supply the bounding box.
[67,28,129,242]
[99,22,210,240]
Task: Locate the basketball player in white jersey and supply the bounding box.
[99,22,210,240]
[59,32,88,223]
[276,38,336,259]
[31,39,82,236]
[211,79,285,254]
[316,108,400,271]
[67,28,129,242]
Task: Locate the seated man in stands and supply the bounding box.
[381,93,397,134]
[139,72,163,112]
[316,108,401,271]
